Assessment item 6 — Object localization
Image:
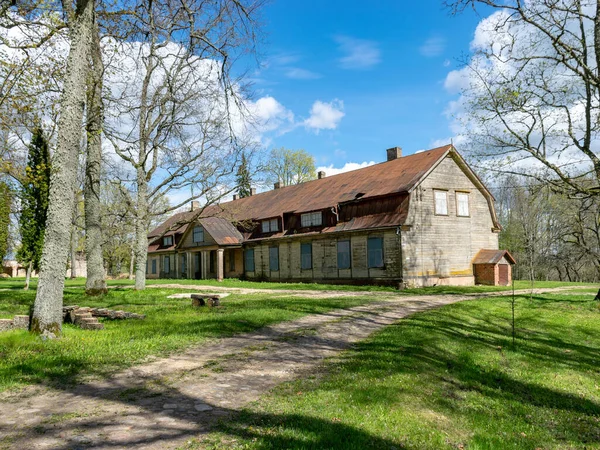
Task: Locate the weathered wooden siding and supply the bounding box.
[244,229,402,283]
[179,224,217,249]
[403,155,499,286]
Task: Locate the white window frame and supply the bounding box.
[301,211,323,228]
[262,218,279,233]
[456,192,470,217]
[434,190,448,216]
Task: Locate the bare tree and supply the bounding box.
[105,0,263,290]
[447,0,600,198]
[84,15,106,295]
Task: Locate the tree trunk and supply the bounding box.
[24,261,32,290]
[84,21,107,296]
[134,173,148,290]
[129,239,135,280]
[70,194,78,279]
[31,0,95,337]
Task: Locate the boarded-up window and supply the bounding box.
[301,243,312,270]
[456,192,469,217]
[245,249,255,272]
[434,190,448,215]
[193,226,204,243]
[269,246,279,271]
[337,240,351,269]
[151,259,157,274]
[164,255,170,273]
[301,211,322,227]
[367,237,384,268]
[262,218,279,233]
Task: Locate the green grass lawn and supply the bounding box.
[2,277,591,295]
[194,290,600,450]
[0,281,373,392]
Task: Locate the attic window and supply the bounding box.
[262,218,279,233]
[193,226,204,243]
[163,236,173,246]
[434,190,448,215]
[301,211,322,227]
[456,192,470,217]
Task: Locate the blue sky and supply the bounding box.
[248,0,488,172]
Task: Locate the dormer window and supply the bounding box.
[193,226,204,243]
[301,211,322,227]
[262,218,279,233]
[163,236,173,246]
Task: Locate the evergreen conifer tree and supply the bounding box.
[17,127,51,279]
[236,152,252,198]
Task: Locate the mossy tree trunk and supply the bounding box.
[31,0,95,337]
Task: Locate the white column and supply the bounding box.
[217,249,224,282]
[201,251,208,279]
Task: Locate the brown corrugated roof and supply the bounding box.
[473,249,516,265]
[200,217,244,245]
[148,144,452,240]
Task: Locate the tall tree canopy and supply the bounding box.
[265,148,316,186]
[447,0,600,198]
[17,126,50,272]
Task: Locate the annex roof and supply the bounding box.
[473,249,516,265]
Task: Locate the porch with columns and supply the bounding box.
[178,248,236,282]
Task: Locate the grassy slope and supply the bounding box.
[0,283,372,392]
[197,291,600,450]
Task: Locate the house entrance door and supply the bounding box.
[194,253,202,279]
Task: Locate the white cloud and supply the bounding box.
[316,161,376,177]
[419,36,446,57]
[285,67,321,80]
[335,35,381,70]
[303,99,345,132]
[249,96,295,133]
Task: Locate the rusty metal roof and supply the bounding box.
[200,217,244,245]
[149,145,451,239]
[473,249,516,265]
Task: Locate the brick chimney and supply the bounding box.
[250,188,256,196]
[386,147,402,161]
[318,171,326,179]
[274,181,281,189]
[190,201,199,211]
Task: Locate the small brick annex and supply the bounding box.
[472,249,516,286]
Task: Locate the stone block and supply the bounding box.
[0,319,13,332]
[12,315,29,329]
